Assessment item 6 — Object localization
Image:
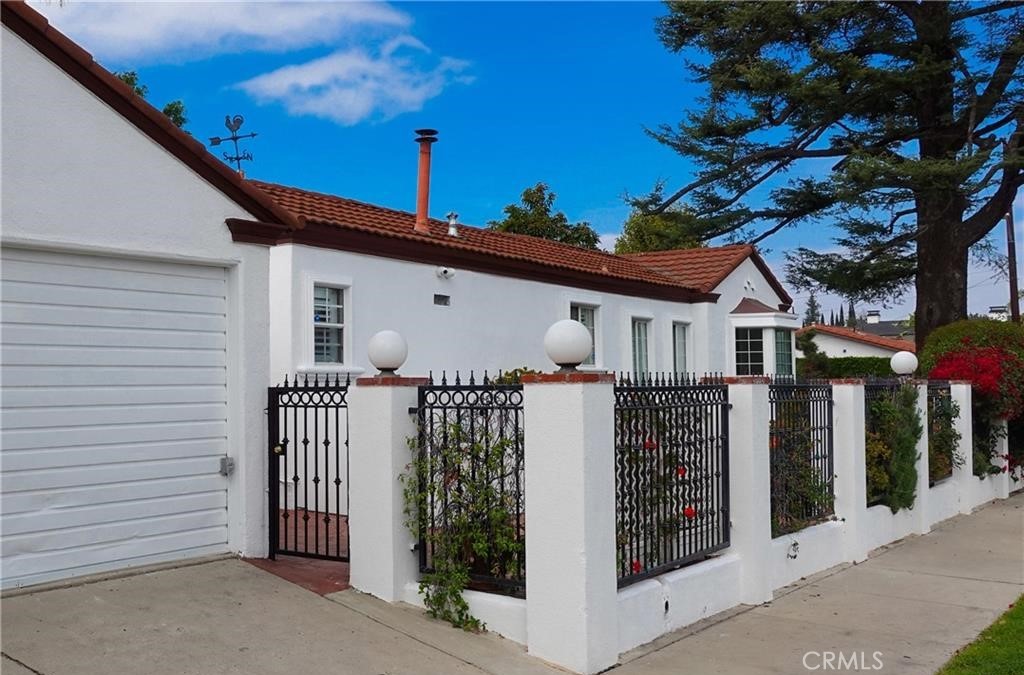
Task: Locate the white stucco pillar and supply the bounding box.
[726,378,773,605]
[522,372,618,675]
[913,382,931,535]
[993,420,1011,500]
[950,382,974,514]
[348,375,427,601]
[831,380,869,562]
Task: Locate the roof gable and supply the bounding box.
[623,245,793,307]
[1,1,298,230]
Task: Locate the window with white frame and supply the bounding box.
[672,322,688,375]
[313,285,345,363]
[632,318,650,376]
[775,329,794,375]
[735,327,764,375]
[570,303,597,365]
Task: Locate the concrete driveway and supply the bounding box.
[0,558,555,675]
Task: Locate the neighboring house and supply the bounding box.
[0,3,287,588]
[798,324,916,358]
[254,186,800,381]
[855,309,915,342]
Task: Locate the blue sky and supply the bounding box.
[33,1,1021,321]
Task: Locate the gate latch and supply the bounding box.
[219,456,236,477]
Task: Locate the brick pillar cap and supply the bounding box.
[520,371,615,384]
[356,375,430,387]
[722,376,772,385]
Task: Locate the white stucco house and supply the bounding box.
[797,324,916,358]
[1,1,801,590]
[0,2,294,588]
[255,183,800,381]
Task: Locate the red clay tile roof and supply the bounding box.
[797,324,916,353]
[252,180,732,297]
[1,1,299,229]
[622,245,793,306]
[731,297,783,314]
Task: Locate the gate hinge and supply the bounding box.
[219,456,236,477]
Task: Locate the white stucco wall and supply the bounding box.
[808,332,902,358]
[269,245,794,380]
[2,27,271,559]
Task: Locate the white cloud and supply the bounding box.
[235,39,472,126]
[30,1,474,126]
[598,233,619,252]
[30,1,410,63]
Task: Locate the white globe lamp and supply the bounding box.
[543,319,593,371]
[890,350,918,376]
[367,330,408,375]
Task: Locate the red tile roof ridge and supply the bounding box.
[250,179,692,288]
[797,324,916,353]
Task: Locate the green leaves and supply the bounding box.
[488,183,600,249]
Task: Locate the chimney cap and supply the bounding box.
[414,129,439,142]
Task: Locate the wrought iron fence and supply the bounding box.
[768,378,834,537]
[413,372,526,595]
[927,382,957,485]
[614,373,730,588]
[268,373,350,561]
[864,378,902,506]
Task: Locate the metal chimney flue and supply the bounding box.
[414,129,438,233]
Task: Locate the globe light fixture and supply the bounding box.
[367,330,408,375]
[890,350,918,376]
[543,319,593,371]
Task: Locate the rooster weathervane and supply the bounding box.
[209,115,257,174]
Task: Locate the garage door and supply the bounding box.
[1,248,230,589]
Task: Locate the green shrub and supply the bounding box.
[919,319,1024,374]
[928,391,962,484]
[865,384,923,512]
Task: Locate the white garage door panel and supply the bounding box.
[1,475,227,516]
[1,304,226,332]
[1,366,227,387]
[2,345,226,368]
[1,402,228,429]
[2,509,229,558]
[1,385,227,408]
[2,456,222,493]
[2,324,227,350]
[0,248,231,589]
[2,439,226,472]
[1,530,229,587]
[1,420,227,451]
[2,281,227,315]
[1,492,226,536]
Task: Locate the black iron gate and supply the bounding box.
[268,374,349,561]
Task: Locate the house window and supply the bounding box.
[672,323,688,375]
[632,318,650,376]
[570,304,597,365]
[313,285,344,363]
[775,329,794,375]
[735,327,764,376]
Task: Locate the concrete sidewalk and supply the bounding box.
[2,493,1021,675]
[616,491,1024,675]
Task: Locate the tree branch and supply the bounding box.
[954,36,1024,136]
[953,1,1023,21]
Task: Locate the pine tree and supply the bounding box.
[803,292,822,327]
[648,2,1023,350]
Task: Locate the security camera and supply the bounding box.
[436,266,456,279]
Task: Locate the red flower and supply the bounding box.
[631,560,642,574]
[1002,465,1009,473]
[677,465,687,478]
[644,437,658,451]
[683,506,697,519]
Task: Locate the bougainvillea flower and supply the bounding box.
[683,506,697,519]
[631,560,642,574]
[677,466,687,478]
[644,438,658,451]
